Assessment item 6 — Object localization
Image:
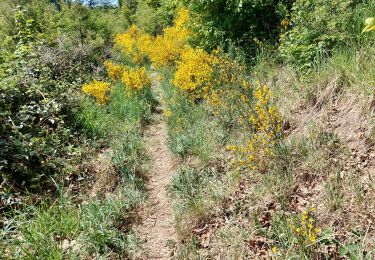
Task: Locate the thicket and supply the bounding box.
[279,0,375,73]
[0,1,133,193]
[1,1,160,258]
[181,0,294,55]
[0,9,80,191]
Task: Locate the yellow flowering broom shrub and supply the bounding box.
[207,51,253,125]
[143,8,191,68]
[251,85,282,134]
[82,80,112,104]
[114,25,152,64]
[288,208,321,246]
[122,67,152,93]
[172,48,249,101]
[172,48,215,99]
[113,8,190,68]
[228,84,282,171]
[207,84,251,127]
[211,50,246,86]
[104,60,124,80]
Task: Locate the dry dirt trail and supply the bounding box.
[133,73,178,259]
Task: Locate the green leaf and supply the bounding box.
[318,228,335,244]
[339,244,360,260]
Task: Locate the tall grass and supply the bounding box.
[8,190,140,259]
[2,80,154,259]
[169,165,231,238]
[160,73,225,163]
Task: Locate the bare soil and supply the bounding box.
[133,118,178,259]
[133,74,178,259]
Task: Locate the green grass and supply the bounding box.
[79,83,156,138]
[160,73,225,163]
[159,70,237,241]
[298,43,375,100]
[176,237,201,260]
[215,225,251,259]
[168,165,233,238]
[7,186,143,259]
[2,80,154,259]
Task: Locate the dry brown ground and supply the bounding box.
[133,119,178,259]
[178,69,375,258]
[132,73,179,259]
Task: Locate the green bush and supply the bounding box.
[0,2,136,192]
[135,0,177,35]
[182,0,293,55]
[0,9,83,191]
[278,0,369,73]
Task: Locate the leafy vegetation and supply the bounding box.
[1,0,375,258]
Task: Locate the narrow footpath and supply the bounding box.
[134,73,178,259]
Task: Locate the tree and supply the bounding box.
[182,0,294,56]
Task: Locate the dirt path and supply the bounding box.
[133,74,178,259]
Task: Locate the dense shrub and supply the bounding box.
[181,0,293,55]
[0,10,83,191]
[135,0,177,35]
[278,0,371,72]
[0,0,137,192]
[114,8,191,68]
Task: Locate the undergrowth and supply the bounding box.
[2,75,154,258]
[157,6,375,257]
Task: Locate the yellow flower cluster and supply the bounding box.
[145,8,191,68]
[104,60,123,80]
[280,18,289,28]
[122,67,151,92]
[289,208,321,244]
[207,90,221,115]
[114,25,151,64]
[173,8,189,28]
[228,84,282,171]
[163,107,172,118]
[213,55,247,86]
[172,48,215,98]
[113,9,191,68]
[251,85,282,134]
[173,48,251,100]
[82,80,112,104]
